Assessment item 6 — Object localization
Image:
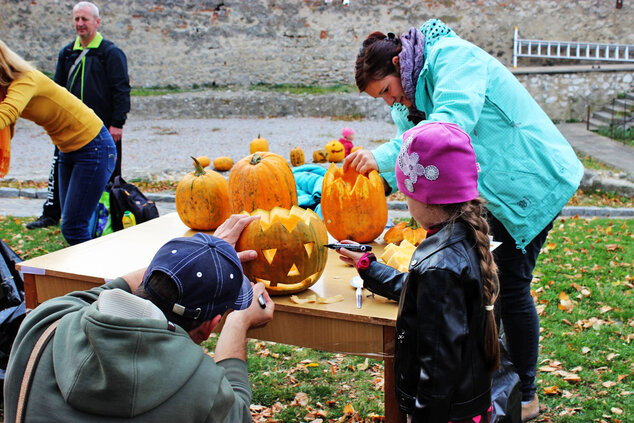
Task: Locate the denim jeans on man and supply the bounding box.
[488,213,554,402]
[58,126,115,245]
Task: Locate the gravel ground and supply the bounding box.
[6,116,395,182]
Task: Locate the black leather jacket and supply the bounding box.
[360,222,491,422]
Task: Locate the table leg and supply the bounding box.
[384,326,406,423]
[23,273,37,310]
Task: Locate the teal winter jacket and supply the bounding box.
[373,20,583,250]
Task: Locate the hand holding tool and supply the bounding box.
[325,243,372,252]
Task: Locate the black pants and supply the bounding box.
[489,213,554,402]
[110,138,122,183]
[41,148,61,221]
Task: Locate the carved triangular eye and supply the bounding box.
[304,242,315,256]
[287,264,300,277]
[262,249,277,264]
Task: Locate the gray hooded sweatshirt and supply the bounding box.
[4,278,252,422]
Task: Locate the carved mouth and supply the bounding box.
[253,271,322,295]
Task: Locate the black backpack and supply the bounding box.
[0,240,26,399]
[108,176,160,231]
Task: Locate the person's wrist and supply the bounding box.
[356,252,376,271]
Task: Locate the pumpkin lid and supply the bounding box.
[142,233,253,321]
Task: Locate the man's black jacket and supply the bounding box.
[54,37,130,128]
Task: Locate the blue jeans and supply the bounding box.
[488,214,554,402]
[58,126,116,245]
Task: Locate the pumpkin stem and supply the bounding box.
[250,153,263,165]
[407,217,420,229]
[190,156,206,176]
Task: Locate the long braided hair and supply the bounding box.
[443,198,501,372]
[355,32,426,124]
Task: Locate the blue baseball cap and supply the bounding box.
[142,233,253,321]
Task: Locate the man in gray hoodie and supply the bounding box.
[4,214,274,422]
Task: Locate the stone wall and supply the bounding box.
[515,68,634,121]
[1,0,633,120]
[128,67,634,122]
[2,0,632,87]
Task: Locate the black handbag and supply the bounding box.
[491,334,522,422]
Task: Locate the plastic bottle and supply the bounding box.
[122,211,136,228]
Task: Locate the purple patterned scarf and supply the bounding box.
[398,27,425,123]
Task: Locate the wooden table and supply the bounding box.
[17,212,405,422]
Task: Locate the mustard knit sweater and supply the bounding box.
[0,69,103,153]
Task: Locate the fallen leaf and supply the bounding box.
[543,385,561,395]
[558,291,574,312]
[611,407,623,415]
[602,381,617,388]
[356,358,369,371]
[581,347,591,354]
[343,403,355,414]
[292,392,309,407]
[605,244,619,251]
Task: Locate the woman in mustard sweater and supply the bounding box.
[0,40,115,245]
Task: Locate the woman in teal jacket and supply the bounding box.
[344,20,583,421]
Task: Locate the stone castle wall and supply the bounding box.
[1,0,633,120]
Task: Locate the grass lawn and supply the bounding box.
[1,192,632,422]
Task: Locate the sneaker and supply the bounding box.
[26,216,59,230]
[521,393,540,422]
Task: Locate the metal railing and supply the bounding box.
[513,27,634,68]
[587,93,633,142]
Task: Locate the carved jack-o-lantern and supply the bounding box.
[325,139,345,162]
[321,163,388,243]
[236,206,329,295]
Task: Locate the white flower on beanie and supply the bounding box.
[398,134,439,193]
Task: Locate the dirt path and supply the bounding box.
[6,117,395,181]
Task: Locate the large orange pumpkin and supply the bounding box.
[236,206,328,295]
[228,152,298,214]
[175,156,231,230]
[321,163,388,243]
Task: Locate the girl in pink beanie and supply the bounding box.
[339,127,355,157]
[337,122,499,422]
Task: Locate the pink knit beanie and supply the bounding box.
[341,127,355,139]
[395,122,479,204]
